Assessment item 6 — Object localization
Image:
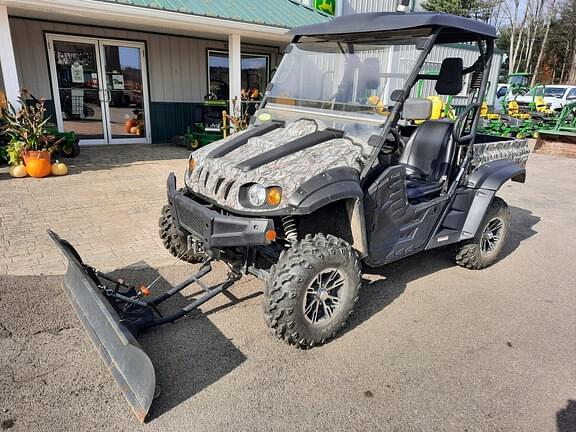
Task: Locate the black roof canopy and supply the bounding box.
[289,12,497,43]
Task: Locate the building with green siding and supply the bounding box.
[0,0,330,145]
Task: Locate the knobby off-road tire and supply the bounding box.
[263,234,362,348]
[159,204,206,264]
[455,197,511,270]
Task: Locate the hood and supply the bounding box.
[186,119,370,213]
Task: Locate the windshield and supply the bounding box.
[265,39,419,121]
[509,75,530,87]
[544,87,567,98]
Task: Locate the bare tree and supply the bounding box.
[531,0,556,85]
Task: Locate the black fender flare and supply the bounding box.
[287,167,364,215]
[459,159,525,240]
[466,159,526,191]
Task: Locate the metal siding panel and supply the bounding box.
[343,0,397,13]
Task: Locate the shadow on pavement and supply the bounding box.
[105,264,248,422]
[557,400,576,432]
[500,205,540,260]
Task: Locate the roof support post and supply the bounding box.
[228,33,242,128]
[0,5,20,109]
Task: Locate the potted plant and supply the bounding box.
[0,90,55,178]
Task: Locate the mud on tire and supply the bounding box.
[455,197,511,270]
[159,204,206,264]
[263,233,361,348]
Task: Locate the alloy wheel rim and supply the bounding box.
[303,268,345,325]
[480,217,503,256]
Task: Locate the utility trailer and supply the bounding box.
[51,12,529,422]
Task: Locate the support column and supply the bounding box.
[228,33,242,122]
[0,5,20,108]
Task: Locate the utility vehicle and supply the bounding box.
[50,12,530,422]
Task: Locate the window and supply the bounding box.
[207,50,270,101]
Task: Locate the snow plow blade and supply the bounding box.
[48,230,155,423]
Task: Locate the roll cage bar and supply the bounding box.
[346,28,495,188]
[287,23,495,189]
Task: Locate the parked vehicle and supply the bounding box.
[514,85,576,112]
[50,12,530,422]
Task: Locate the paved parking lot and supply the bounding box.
[1,146,575,431]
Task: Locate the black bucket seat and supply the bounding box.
[399,120,454,200]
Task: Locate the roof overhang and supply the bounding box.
[2,0,293,43]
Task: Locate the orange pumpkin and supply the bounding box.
[124,119,136,133]
[25,154,52,178]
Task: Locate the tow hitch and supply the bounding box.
[48,230,241,423]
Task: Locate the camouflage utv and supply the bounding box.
[50,12,529,422]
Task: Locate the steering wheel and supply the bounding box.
[380,127,406,155]
[452,103,480,144]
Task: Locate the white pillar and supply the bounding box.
[0,5,20,108]
[228,33,242,121]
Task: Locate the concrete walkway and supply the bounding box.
[0,144,190,275]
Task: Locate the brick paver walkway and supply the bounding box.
[0,144,190,275]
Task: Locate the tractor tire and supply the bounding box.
[263,233,361,348]
[186,138,200,151]
[61,140,81,158]
[159,204,206,264]
[455,197,511,270]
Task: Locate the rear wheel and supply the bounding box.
[455,197,510,270]
[159,204,206,264]
[263,234,361,348]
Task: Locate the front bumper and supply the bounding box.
[167,173,275,248]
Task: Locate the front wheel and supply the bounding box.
[455,197,511,270]
[263,234,361,348]
[159,204,206,264]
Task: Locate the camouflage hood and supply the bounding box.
[186,119,370,212]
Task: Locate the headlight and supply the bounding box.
[248,184,267,207]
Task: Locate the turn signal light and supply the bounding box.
[266,230,277,242]
[188,157,196,172]
[266,187,282,207]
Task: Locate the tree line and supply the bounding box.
[421,0,576,84]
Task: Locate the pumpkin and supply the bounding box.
[130,126,139,134]
[124,119,136,133]
[26,157,52,178]
[51,161,68,176]
[9,164,28,178]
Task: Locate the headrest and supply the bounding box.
[402,98,432,120]
[436,58,463,95]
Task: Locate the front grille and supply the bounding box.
[174,196,211,240]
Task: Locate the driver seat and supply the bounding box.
[399,120,454,200]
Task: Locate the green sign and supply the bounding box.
[314,0,336,15]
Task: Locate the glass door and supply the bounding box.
[47,35,150,145]
[100,41,149,144]
[47,36,106,144]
